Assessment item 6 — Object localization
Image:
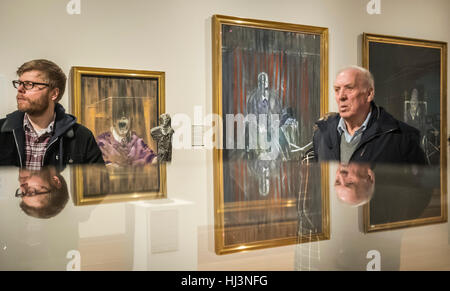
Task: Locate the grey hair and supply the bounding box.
[337,65,375,90]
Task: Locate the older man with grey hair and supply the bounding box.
[312,65,426,165]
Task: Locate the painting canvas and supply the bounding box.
[212,15,330,254]
[362,33,447,232]
[70,67,166,205]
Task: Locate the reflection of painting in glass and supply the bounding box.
[80,76,160,196]
[369,165,440,225]
[222,161,324,247]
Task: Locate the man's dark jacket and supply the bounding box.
[312,102,427,165]
[0,103,104,169]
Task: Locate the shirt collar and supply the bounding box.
[337,110,372,137]
[23,113,56,137]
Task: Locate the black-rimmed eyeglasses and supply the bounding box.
[15,187,51,198]
[12,80,50,90]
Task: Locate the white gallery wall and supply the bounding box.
[1,0,449,269]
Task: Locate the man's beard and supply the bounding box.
[17,92,51,116]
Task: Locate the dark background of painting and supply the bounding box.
[368,41,443,227]
[369,42,441,131]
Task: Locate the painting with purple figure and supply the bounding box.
[70,67,166,205]
[96,97,158,167]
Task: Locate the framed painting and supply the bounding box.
[212,15,330,255]
[362,33,447,232]
[70,67,166,205]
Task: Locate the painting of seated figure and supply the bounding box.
[96,97,157,168]
[70,67,166,205]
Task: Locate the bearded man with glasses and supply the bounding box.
[0,59,104,169]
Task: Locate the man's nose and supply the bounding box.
[20,183,29,191]
[17,84,26,93]
[335,173,345,186]
[337,89,347,100]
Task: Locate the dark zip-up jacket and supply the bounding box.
[0,103,104,169]
[312,102,427,165]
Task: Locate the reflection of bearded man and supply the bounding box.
[17,167,69,219]
[334,163,375,207]
[97,113,157,167]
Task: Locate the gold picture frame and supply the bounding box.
[212,15,330,254]
[362,33,447,232]
[70,66,166,205]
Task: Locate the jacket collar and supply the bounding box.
[53,103,77,138]
[360,102,400,143]
[1,110,24,132]
[315,102,400,155]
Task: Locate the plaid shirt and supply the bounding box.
[23,114,55,170]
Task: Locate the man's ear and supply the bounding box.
[367,168,375,185]
[50,88,60,102]
[367,87,375,102]
[51,175,62,189]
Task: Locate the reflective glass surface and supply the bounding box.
[0,162,448,271]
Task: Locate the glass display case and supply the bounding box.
[0,160,447,271]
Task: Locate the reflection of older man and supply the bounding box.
[334,163,375,207]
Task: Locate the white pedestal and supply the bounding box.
[129,198,197,270]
